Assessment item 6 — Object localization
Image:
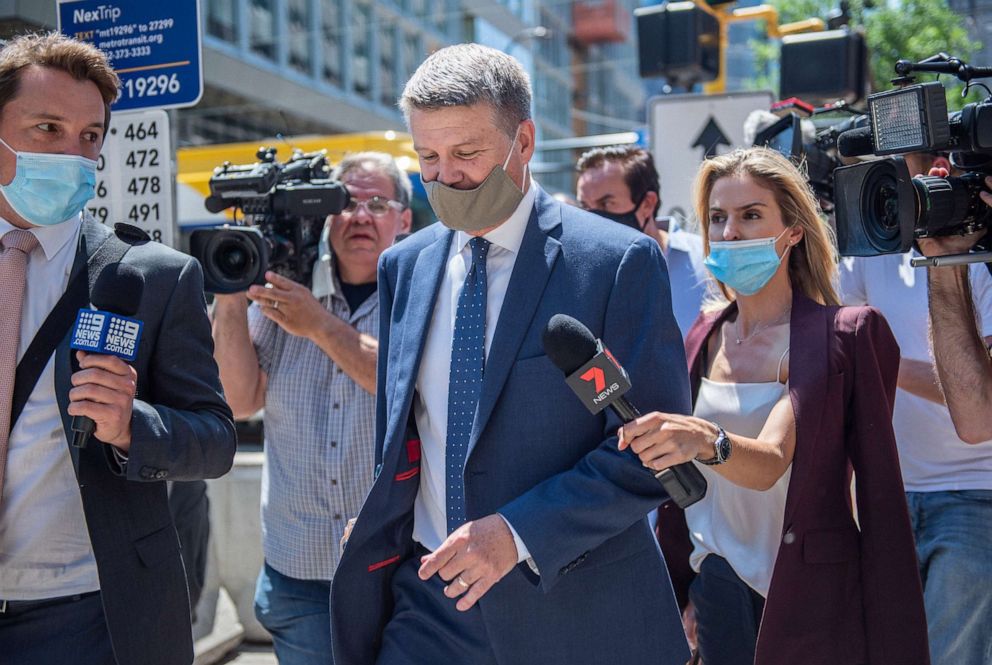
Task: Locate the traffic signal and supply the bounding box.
[780,29,867,104]
[636,2,720,85]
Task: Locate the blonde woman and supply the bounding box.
[621,148,928,665]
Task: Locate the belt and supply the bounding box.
[0,590,99,617]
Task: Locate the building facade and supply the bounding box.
[1,0,648,193]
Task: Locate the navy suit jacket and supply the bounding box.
[45,220,237,665]
[331,189,691,665]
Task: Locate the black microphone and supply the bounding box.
[204,195,231,214]
[69,263,145,449]
[837,127,875,158]
[542,314,707,509]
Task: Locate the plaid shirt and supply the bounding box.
[250,256,377,580]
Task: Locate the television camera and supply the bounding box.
[189,147,350,294]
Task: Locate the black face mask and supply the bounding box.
[590,194,649,232]
[592,207,642,231]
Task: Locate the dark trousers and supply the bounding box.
[168,479,210,620]
[0,590,116,665]
[689,555,766,665]
[376,546,497,665]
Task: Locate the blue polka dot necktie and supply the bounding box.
[445,237,490,534]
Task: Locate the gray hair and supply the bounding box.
[332,151,412,209]
[399,43,532,137]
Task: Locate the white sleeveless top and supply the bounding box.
[685,351,791,598]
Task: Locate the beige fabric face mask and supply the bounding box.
[422,127,526,233]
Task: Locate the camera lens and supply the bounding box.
[193,228,267,294]
[862,167,903,247]
[216,241,251,278]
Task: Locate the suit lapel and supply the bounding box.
[685,305,735,404]
[470,190,561,450]
[386,228,452,453]
[782,291,829,526]
[55,221,110,471]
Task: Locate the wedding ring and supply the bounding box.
[454,576,469,589]
[272,300,279,310]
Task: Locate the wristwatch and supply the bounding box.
[698,423,731,466]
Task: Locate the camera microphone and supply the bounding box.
[204,195,231,214]
[837,127,875,158]
[542,314,707,509]
[68,263,145,449]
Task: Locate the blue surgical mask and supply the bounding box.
[0,136,97,227]
[704,228,791,296]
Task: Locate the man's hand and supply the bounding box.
[247,271,330,340]
[67,350,138,450]
[418,514,518,611]
[917,170,989,257]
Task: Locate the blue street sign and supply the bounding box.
[57,0,203,111]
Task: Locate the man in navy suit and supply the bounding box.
[331,44,691,665]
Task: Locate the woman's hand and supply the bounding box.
[618,412,719,472]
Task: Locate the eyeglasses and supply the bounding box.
[342,196,405,217]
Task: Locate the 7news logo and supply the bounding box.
[581,366,621,404]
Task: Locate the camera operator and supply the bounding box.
[918,169,992,444]
[839,151,992,665]
[211,152,411,664]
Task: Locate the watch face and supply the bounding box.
[717,432,731,462]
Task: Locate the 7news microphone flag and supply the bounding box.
[542,313,707,509]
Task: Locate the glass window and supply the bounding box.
[431,0,448,36]
[353,0,373,98]
[402,30,422,87]
[410,0,428,23]
[379,15,397,106]
[250,0,276,60]
[288,0,311,73]
[321,0,342,86]
[535,72,571,131]
[207,0,237,42]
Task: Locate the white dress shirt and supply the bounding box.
[0,214,101,600]
[412,180,538,557]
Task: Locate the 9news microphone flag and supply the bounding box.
[68,263,145,448]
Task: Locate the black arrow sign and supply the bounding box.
[692,117,731,160]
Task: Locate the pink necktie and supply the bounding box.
[0,229,39,501]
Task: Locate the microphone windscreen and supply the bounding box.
[91,263,145,316]
[542,314,598,375]
[837,127,875,157]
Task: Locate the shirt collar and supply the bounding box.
[453,177,538,256]
[0,212,82,261]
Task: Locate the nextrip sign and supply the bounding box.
[58,0,203,111]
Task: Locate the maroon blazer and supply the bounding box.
[658,291,929,665]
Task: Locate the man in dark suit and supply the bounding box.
[331,43,690,665]
[0,33,236,665]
